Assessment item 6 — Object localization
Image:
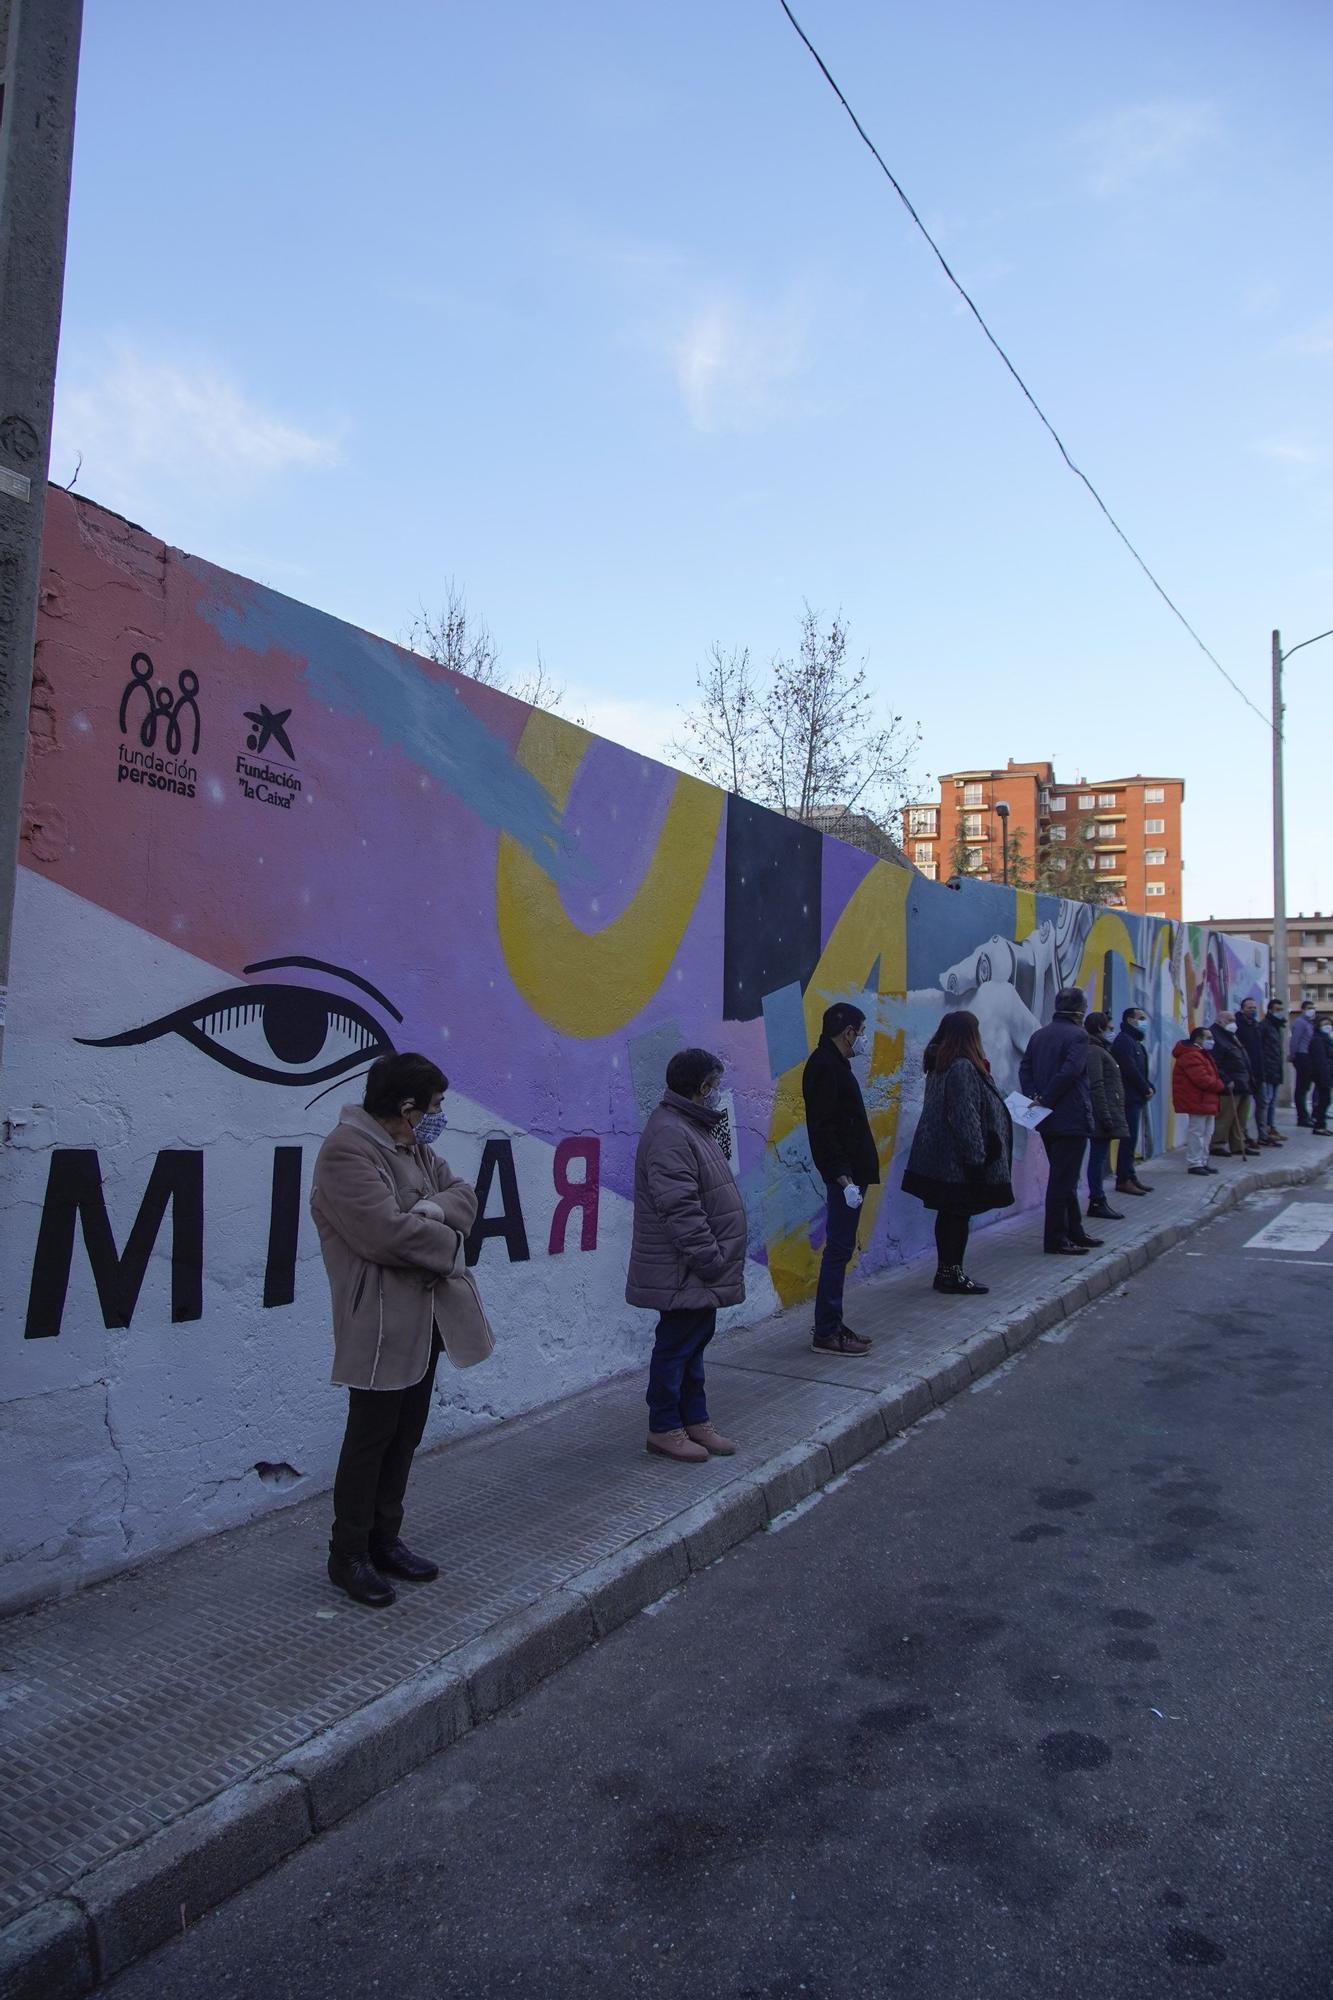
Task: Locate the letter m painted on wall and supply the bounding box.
[24,1149,204,1339]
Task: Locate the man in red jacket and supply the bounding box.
[1172,1027,1225,1176]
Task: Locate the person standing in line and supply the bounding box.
[311,1052,485,1609]
[901,1009,1014,1294]
[1257,1000,1288,1145]
[1172,1027,1225,1175]
[1308,1016,1332,1137]
[1289,1000,1317,1127]
[1208,1011,1259,1159]
[802,1002,878,1355]
[1234,997,1266,1147]
[1083,1011,1130,1220]
[626,1047,747,1463]
[1019,986,1102,1257]
[1111,1005,1156,1197]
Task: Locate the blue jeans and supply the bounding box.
[813,1183,861,1334]
[1257,1081,1279,1134]
[646,1306,716,1432]
[1087,1137,1110,1201]
[1116,1099,1143,1185]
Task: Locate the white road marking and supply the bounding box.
[1241,1202,1333,1255]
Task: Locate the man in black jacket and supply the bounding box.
[1208,1012,1259,1158]
[1019,987,1101,1255]
[802,1002,878,1355]
[1234,998,1265,1147]
[1110,1005,1156,1196]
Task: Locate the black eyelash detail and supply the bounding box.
[78,982,397,1087]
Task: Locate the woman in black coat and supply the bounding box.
[902,1010,1014,1295]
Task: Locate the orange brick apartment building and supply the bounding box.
[904,760,1185,918]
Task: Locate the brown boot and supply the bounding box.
[684,1421,737,1457]
[646,1428,710,1463]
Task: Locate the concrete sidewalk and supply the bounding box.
[4,1119,1330,1999]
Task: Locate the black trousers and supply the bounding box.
[331,1332,442,1560]
[934,1211,970,1268]
[1040,1130,1088,1250]
[1293,1054,1313,1122]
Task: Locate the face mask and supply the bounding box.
[1303,1006,1315,1016]
[1200,1037,1214,1051]
[1272,1011,1285,1023]
[413,1110,449,1146]
[852,1032,868,1057]
[1220,1023,1236,1034]
[702,1085,723,1111]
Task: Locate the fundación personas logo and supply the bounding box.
[117,652,200,800]
[237,702,303,810]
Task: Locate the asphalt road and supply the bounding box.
[105,1178,1333,2000]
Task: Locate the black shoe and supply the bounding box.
[1087,1199,1124,1220]
[369,1538,439,1583]
[327,1552,396,1608]
[1046,1242,1088,1256]
[1071,1235,1104,1249]
[1187,1165,1210,1176]
[934,1266,989,1294]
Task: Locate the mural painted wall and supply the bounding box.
[0,494,1269,1611]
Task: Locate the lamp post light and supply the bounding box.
[996,801,1010,886]
[1272,625,1333,1023]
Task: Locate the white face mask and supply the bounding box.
[1200,1037,1214,1051]
[852,1031,868,1057]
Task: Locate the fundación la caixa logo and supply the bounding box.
[117,652,201,799]
[237,701,303,810]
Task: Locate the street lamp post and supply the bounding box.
[996,801,1010,886]
[1272,625,1333,1026]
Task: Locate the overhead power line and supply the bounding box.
[776,0,1273,732]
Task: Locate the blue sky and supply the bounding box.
[52,0,1333,923]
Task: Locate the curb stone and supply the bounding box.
[6,1151,1328,2000]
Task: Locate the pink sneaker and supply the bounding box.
[646,1428,710,1463]
[684,1421,737,1457]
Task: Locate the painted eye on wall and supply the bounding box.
[77,956,401,1087]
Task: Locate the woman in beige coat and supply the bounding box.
[311,1052,484,1607]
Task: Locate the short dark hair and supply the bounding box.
[1053,987,1086,1017]
[1121,1004,1144,1024]
[822,1002,865,1039]
[665,1047,723,1097]
[363,1051,448,1118]
[1085,1011,1110,1037]
[1266,998,1285,1012]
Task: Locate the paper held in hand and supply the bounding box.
[1005,1092,1052,1131]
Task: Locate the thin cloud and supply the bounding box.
[667,292,811,434]
[1078,98,1219,195]
[1275,315,1333,358]
[52,340,342,507]
[1255,435,1322,466]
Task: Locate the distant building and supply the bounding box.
[904,759,1186,917]
[798,806,909,866]
[1197,913,1333,1010]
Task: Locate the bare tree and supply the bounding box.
[406,582,569,714]
[674,607,920,842]
[670,643,762,795]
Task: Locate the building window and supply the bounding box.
[962,813,983,838]
[1081,822,1098,841]
[914,841,934,863]
[1145,882,1166,897]
[961,783,983,807]
[1097,792,1117,808]
[1077,793,1095,809]
[1145,817,1165,835]
[1098,855,1117,871]
[1144,786,1165,803]
[965,847,983,870]
[1145,848,1166,866]
[1049,825,1067,842]
[1049,795,1066,812]
[908,809,937,836]
[1047,855,1068,872]
[918,861,937,880]
[1096,822,1116,839]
